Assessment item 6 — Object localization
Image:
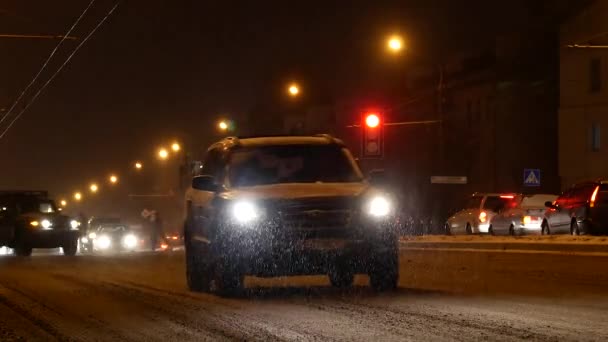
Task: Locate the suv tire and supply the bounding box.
[185,231,212,292]
[62,239,78,256]
[369,249,399,292]
[215,261,244,296]
[14,244,32,257]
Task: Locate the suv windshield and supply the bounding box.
[228,145,362,187]
[18,199,57,214]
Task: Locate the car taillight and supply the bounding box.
[590,185,600,208]
[479,211,487,223]
[522,215,539,225]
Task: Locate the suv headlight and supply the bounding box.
[232,201,259,224]
[367,196,391,218]
[41,219,52,229]
[70,220,80,230]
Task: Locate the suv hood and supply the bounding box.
[221,182,369,201]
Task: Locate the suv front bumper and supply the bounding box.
[22,229,79,248]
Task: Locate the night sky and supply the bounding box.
[0,1,556,211]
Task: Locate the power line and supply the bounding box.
[0,0,96,127]
[0,34,78,40]
[0,1,121,142]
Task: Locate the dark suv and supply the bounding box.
[543,179,608,235]
[0,191,80,256]
[184,135,399,294]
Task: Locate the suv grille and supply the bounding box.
[277,197,356,239]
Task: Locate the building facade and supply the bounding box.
[559,0,608,188]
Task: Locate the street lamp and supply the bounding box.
[218,120,229,131]
[171,142,180,152]
[288,83,300,97]
[109,174,118,184]
[60,200,67,207]
[158,148,169,160]
[90,183,98,193]
[387,35,404,53]
[74,192,82,201]
[134,161,143,170]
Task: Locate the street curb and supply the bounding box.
[399,240,608,253]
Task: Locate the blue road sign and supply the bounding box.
[523,169,541,187]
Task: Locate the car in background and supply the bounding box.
[542,179,608,235]
[488,194,558,235]
[0,191,80,256]
[184,135,400,294]
[445,193,518,235]
[81,219,139,253]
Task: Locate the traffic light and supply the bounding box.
[362,111,384,158]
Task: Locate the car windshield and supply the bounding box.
[228,145,363,187]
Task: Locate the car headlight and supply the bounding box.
[41,219,52,229]
[70,220,80,230]
[88,232,97,239]
[95,235,111,249]
[81,237,89,244]
[122,234,137,249]
[367,196,391,218]
[232,201,259,224]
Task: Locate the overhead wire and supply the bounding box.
[0,1,121,141]
[0,0,97,126]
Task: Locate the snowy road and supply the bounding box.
[1,248,607,341]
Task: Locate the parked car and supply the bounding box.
[184,135,400,294]
[542,179,608,235]
[445,193,518,235]
[488,194,558,235]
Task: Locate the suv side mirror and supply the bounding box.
[368,169,387,186]
[192,175,218,192]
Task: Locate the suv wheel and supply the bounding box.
[445,223,452,236]
[62,239,78,256]
[368,249,399,292]
[329,269,355,288]
[185,232,212,292]
[14,244,32,257]
[214,261,244,296]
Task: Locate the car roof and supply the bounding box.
[208,134,345,151]
[471,193,518,197]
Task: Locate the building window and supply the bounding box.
[590,58,601,93]
[591,123,601,152]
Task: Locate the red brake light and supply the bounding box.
[590,185,600,208]
[479,211,487,223]
[500,195,515,199]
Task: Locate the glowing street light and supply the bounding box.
[158,148,169,160]
[89,183,98,193]
[74,192,82,201]
[134,162,143,170]
[109,175,118,184]
[288,83,300,97]
[171,142,181,152]
[387,35,404,53]
[218,120,229,131]
[60,199,67,207]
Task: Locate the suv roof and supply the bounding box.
[208,134,345,152]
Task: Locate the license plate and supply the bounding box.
[298,239,347,250]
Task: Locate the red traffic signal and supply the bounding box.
[365,113,380,128]
[361,111,384,158]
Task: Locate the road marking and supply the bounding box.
[400,246,608,257]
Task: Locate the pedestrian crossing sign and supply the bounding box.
[523,169,541,187]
